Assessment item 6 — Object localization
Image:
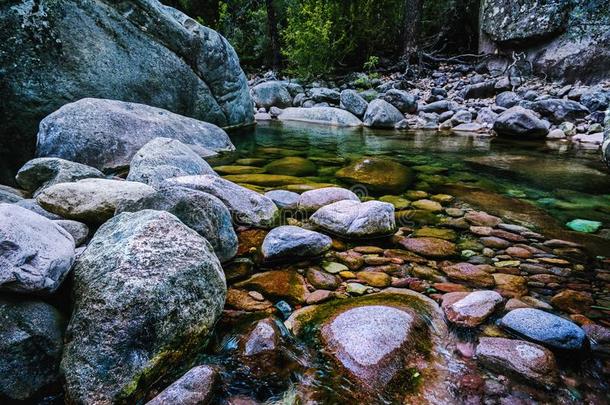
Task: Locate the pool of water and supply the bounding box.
[228,121,610,245]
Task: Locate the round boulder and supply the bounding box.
[261,225,332,262]
[335,157,413,194]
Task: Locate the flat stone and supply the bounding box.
[356,271,392,288]
[146,365,217,405]
[493,274,528,298]
[464,211,502,227]
[398,237,457,258]
[306,268,339,290]
[442,291,503,327]
[298,187,359,211]
[225,288,273,312]
[441,263,495,288]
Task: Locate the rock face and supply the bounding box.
[476,337,558,387]
[147,365,217,405]
[499,308,586,350]
[279,107,362,127]
[127,138,217,188]
[0,204,75,295]
[61,210,226,404]
[117,186,238,263]
[16,157,104,196]
[310,200,395,238]
[251,81,292,109]
[362,99,404,128]
[335,157,413,194]
[36,178,155,223]
[166,175,278,228]
[493,107,549,139]
[0,299,66,401]
[0,0,252,183]
[261,226,332,262]
[36,98,235,172]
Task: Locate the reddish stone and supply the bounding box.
[480,236,511,249]
[550,289,593,314]
[490,229,526,242]
[237,228,268,256]
[433,282,471,293]
[440,262,495,288]
[464,211,502,227]
[398,237,457,258]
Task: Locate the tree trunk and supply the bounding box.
[402,0,423,60]
[265,0,282,70]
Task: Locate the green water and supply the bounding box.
[229,121,610,238]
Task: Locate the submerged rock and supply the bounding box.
[61,210,226,404]
[127,138,217,188]
[166,175,278,228]
[36,99,234,172]
[0,204,75,295]
[499,308,586,350]
[264,156,317,177]
[335,157,414,194]
[0,299,66,401]
[16,157,104,196]
[261,226,332,262]
[310,200,395,238]
[36,178,155,223]
[279,107,362,127]
[117,186,238,262]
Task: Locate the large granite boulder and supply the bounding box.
[279,107,362,127]
[61,210,226,404]
[310,200,395,238]
[0,299,66,401]
[127,138,217,188]
[16,157,104,197]
[36,178,155,223]
[251,81,292,109]
[165,175,279,228]
[340,90,369,118]
[382,89,418,114]
[362,99,404,128]
[117,186,238,263]
[0,0,252,183]
[36,98,235,172]
[526,99,589,124]
[493,106,549,139]
[0,204,75,295]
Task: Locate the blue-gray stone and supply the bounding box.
[261,225,332,261]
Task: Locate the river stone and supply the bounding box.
[0,186,24,203]
[116,186,238,262]
[495,91,521,109]
[363,99,404,128]
[15,199,63,220]
[340,90,368,118]
[165,175,278,228]
[441,262,495,288]
[335,157,413,194]
[278,107,362,127]
[565,219,602,233]
[261,226,332,262]
[127,138,217,188]
[297,187,360,211]
[398,237,457,258]
[476,337,558,387]
[36,178,155,223]
[493,106,549,139]
[235,270,308,305]
[36,98,234,172]
[383,89,418,114]
[527,99,589,124]
[146,365,217,405]
[499,308,586,350]
[0,0,252,183]
[0,299,66,401]
[310,200,395,238]
[16,157,104,196]
[61,210,226,404]
[0,204,75,295]
[264,156,317,176]
[442,291,503,327]
[309,87,341,103]
[54,220,89,247]
[264,190,300,209]
[250,81,292,109]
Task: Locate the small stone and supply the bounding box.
[481,236,511,249]
[411,199,443,212]
[493,274,528,298]
[550,290,593,314]
[339,271,356,279]
[356,271,392,288]
[306,268,339,290]
[346,282,370,295]
[147,365,217,405]
[565,219,602,233]
[261,226,331,261]
[441,262,495,288]
[306,290,334,305]
[322,261,349,274]
[412,227,456,241]
[464,211,502,227]
[398,237,457,258]
[442,290,503,327]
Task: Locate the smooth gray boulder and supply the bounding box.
[0,0,252,183]
[0,204,75,295]
[363,99,404,128]
[165,175,278,228]
[310,200,395,238]
[493,106,549,139]
[297,187,360,211]
[54,220,89,247]
[117,186,238,263]
[261,225,332,262]
[309,87,340,104]
[0,299,66,401]
[36,98,234,172]
[495,91,521,109]
[127,138,217,188]
[15,199,63,220]
[16,157,104,196]
[340,90,369,118]
[526,98,589,124]
[37,178,155,223]
[61,210,226,404]
[462,81,497,99]
[0,185,25,203]
[264,190,300,209]
[250,81,292,109]
[146,365,217,405]
[279,107,362,127]
[499,308,586,350]
[382,89,417,114]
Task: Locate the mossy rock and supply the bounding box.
[336,157,414,194]
[379,195,411,210]
[264,156,317,176]
[223,174,310,187]
[213,165,266,175]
